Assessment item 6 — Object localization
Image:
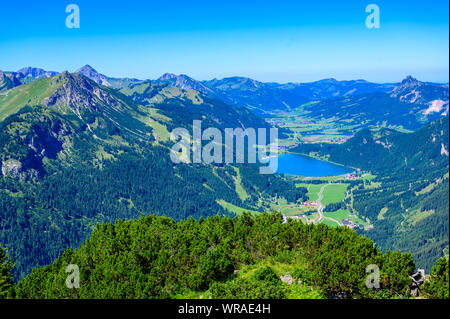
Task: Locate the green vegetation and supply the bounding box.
[321,219,339,228]
[232,167,249,201]
[422,257,449,299]
[216,199,259,216]
[9,213,417,299]
[292,117,449,271]
[0,73,307,281]
[0,245,13,299]
[0,76,63,121]
[323,209,351,221]
[321,183,349,206]
[1,70,448,300]
[296,183,322,201]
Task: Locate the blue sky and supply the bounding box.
[0,0,448,83]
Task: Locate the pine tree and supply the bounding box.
[0,245,14,299]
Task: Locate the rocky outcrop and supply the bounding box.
[75,65,111,87]
[17,67,59,79]
[280,275,294,285]
[390,76,449,115]
[1,159,22,176]
[0,112,72,180]
[157,73,216,96]
[43,72,125,118]
[0,70,23,92]
[410,269,426,297]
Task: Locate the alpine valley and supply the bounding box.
[0,65,448,299]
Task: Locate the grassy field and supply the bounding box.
[219,165,375,230]
[136,107,171,142]
[216,199,260,216]
[296,182,349,205]
[267,197,312,217]
[323,209,351,221]
[324,209,369,227]
[321,183,349,205]
[295,183,323,201]
[265,108,358,144]
[321,219,340,228]
[232,167,250,201]
[0,76,63,121]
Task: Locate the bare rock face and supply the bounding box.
[1,159,22,177]
[44,72,126,120]
[0,70,23,92]
[410,269,426,297]
[390,76,449,115]
[280,275,294,285]
[17,67,59,79]
[75,65,111,87]
[1,159,39,180]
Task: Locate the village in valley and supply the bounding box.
[277,168,374,231]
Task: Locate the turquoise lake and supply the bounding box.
[268,153,353,176]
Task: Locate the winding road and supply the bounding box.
[314,183,342,226]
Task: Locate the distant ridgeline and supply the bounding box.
[292,117,449,271]
[8,213,419,299]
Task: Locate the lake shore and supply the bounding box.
[268,152,354,177]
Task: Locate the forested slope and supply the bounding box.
[9,213,417,299]
[0,73,306,280]
[293,117,449,270]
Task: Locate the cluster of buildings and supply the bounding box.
[345,168,368,180]
[319,136,352,144]
[341,219,358,229]
[342,218,373,231]
[285,201,317,210]
[265,119,286,127]
[294,201,317,209]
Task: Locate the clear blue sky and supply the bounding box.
[0,0,448,83]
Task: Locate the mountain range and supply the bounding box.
[0,68,304,278]
[0,65,449,279]
[2,65,448,123]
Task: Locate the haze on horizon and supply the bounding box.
[0,0,448,83]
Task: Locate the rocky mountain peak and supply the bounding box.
[0,70,23,91]
[17,67,59,79]
[75,65,110,86]
[158,73,178,81]
[400,75,420,86]
[75,64,97,75]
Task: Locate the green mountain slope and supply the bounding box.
[301,92,426,131]
[119,80,273,133]
[11,213,416,299]
[294,117,449,270]
[0,72,306,279]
